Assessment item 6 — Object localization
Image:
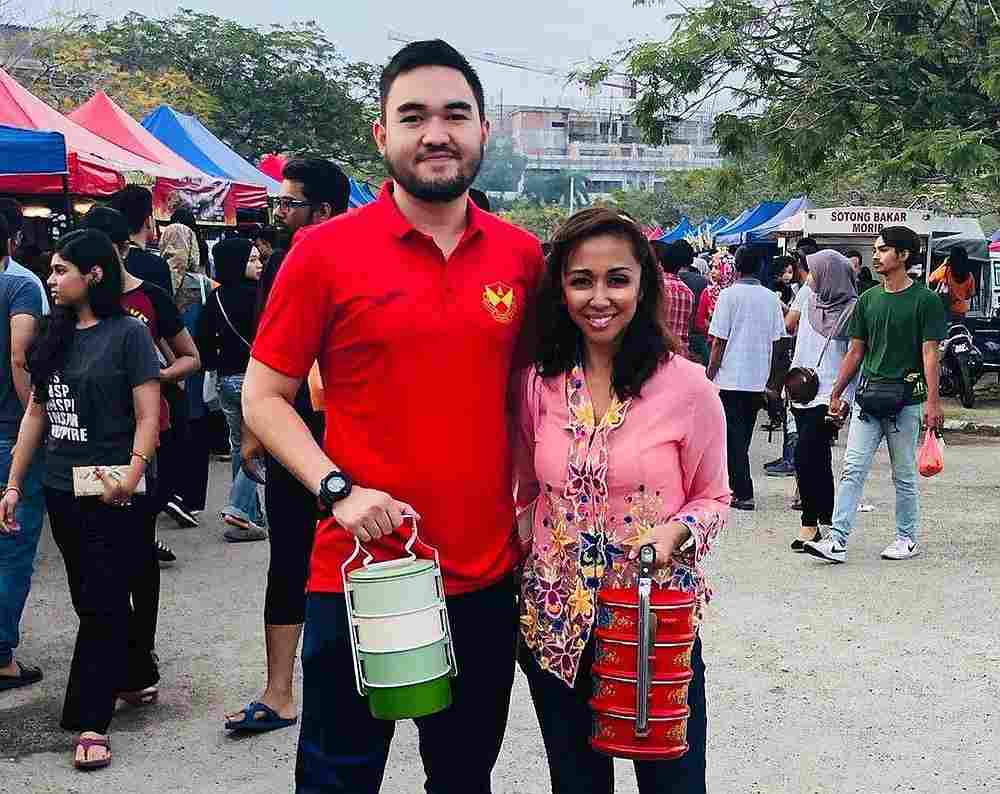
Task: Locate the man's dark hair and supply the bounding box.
[0,198,23,235]
[0,214,9,255]
[282,158,350,217]
[80,206,130,245]
[108,185,153,235]
[796,237,819,255]
[880,226,921,264]
[535,207,674,399]
[651,239,692,275]
[845,249,863,262]
[469,188,491,212]
[254,225,278,246]
[380,39,485,121]
[948,245,973,280]
[736,246,762,276]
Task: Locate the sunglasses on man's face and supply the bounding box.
[274,197,312,211]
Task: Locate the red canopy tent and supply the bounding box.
[70,92,264,219]
[0,68,180,197]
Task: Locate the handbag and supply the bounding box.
[784,302,854,405]
[856,377,916,420]
[72,466,146,497]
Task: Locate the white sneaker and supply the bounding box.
[881,538,920,560]
[803,537,847,564]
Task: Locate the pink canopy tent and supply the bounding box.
[70,92,265,216]
[0,68,179,196]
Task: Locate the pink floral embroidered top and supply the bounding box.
[514,355,730,686]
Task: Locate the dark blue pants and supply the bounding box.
[296,575,518,793]
[519,634,708,794]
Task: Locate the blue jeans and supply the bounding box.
[218,374,265,526]
[830,402,922,547]
[0,435,46,667]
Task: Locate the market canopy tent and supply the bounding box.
[714,201,786,246]
[0,68,178,196]
[142,105,279,203]
[742,196,813,242]
[349,178,377,208]
[658,217,695,243]
[0,125,66,175]
[69,92,243,224]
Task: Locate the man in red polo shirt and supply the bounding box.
[245,40,543,794]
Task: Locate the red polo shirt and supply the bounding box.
[252,184,544,595]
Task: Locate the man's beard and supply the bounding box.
[384,144,484,203]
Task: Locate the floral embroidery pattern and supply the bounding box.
[520,364,725,687]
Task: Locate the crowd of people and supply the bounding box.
[0,37,955,794]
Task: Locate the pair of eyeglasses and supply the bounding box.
[274,197,312,211]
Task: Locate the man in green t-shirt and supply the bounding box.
[805,226,947,564]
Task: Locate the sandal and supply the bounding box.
[224,701,298,734]
[74,735,111,770]
[116,686,158,707]
[0,660,43,692]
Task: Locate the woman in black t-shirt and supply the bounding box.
[0,230,161,771]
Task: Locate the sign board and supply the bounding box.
[778,207,983,240]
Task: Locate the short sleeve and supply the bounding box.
[8,278,42,319]
[707,290,733,340]
[122,319,162,388]
[791,285,810,312]
[921,289,948,342]
[771,294,786,341]
[847,292,869,342]
[145,282,184,340]
[252,232,335,378]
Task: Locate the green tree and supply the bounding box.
[613,0,1000,213]
[599,187,681,228]
[475,137,527,192]
[522,169,591,207]
[93,10,381,173]
[499,200,569,240]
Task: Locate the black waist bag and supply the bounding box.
[856,379,915,420]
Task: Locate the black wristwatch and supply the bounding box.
[317,470,353,516]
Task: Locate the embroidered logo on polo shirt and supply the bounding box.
[482,282,517,324]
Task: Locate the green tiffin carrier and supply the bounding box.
[341,517,457,720]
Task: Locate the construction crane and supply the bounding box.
[386,30,635,95]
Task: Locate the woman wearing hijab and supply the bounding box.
[693,252,737,338]
[786,250,859,551]
[196,239,267,542]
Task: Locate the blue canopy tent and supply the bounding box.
[743,196,813,242]
[711,207,754,244]
[658,217,694,243]
[0,125,66,175]
[141,106,279,206]
[349,178,377,208]
[714,201,786,247]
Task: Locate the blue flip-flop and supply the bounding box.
[224,701,298,733]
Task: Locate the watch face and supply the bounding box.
[328,475,347,492]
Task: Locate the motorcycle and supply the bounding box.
[939,323,983,409]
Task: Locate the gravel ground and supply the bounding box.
[2,431,998,793]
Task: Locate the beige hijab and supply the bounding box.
[160,223,201,292]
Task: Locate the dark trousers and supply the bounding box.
[46,488,159,734]
[295,575,519,793]
[791,405,836,526]
[264,455,317,626]
[519,635,707,794]
[176,414,212,511]
[719,390,762,502]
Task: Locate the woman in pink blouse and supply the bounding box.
[515,208,730,794]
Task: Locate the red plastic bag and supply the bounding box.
[918,429,944,478]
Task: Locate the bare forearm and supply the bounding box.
[126,416,159,491]
[923,345,941,403]
[160,354,198,383]
[244,393,336,495]
[831,349,864,400]
[706,338,726,379]
[7,411,47,487]
[10,357,30,407]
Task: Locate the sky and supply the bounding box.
[70,0,683,108]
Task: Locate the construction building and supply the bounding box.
[488,104,724,194]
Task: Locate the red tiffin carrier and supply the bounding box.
[589,546,697,761]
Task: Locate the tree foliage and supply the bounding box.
[522,169,592,207]
[89,10,381,172]
[621,0,1000,212]
[475,137,527,192]
[499,201,569,240]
